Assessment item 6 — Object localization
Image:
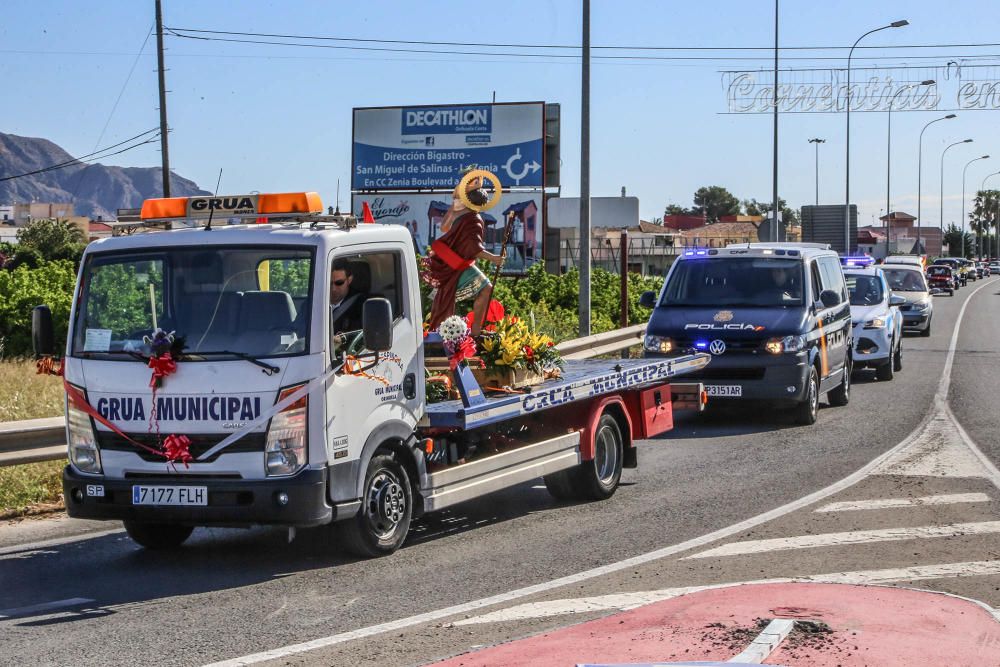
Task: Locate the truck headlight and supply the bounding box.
[766,335,806,354]
[644,335,673,354]
[864,317,887,329]
[266,383,307,477]
[67,385,102,474]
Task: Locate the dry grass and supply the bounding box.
[0,358,65,422]
[0,459,66,519]
[1,359,66,517]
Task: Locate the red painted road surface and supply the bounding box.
[431,583,1000,666]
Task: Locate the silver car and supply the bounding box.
[880,265,934,337]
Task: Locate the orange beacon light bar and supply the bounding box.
[140,192,324,221]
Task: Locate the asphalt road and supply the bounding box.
[1,277,997,667]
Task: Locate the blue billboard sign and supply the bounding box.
[352,102,544,190]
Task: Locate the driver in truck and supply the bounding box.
[330,258,366,334]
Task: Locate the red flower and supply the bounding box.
[486,299,505,323]
[524,345,535,359]
[547,341,554,347]
[464,310,476,330]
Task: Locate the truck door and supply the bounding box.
[325,246,422,469]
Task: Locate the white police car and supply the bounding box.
[843,266,904,380]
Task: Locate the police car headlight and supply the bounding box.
[266,384,307,477]
[864,317,887,329]
[66,385,102,474]
[644,335,673,354]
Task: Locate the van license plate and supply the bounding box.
[704,385,742,397]
[132,486,207,506]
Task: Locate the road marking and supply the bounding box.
[205,280,999,666]
[453,560,1000,625]
[0,597,95,619]
[728,618,794,664]
[683,521,1000,559]
[815,492,991,512]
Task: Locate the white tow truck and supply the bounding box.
[33,192,709,556]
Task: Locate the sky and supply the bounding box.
[3,0,1000,231]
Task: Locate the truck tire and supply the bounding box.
[794,367,820,425]
[123,521,194,550]
[543,470,577,500]
[828,357,851,405]
[340,452,412,558]
[574,413,624,501]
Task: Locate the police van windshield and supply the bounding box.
[661,257,804,307]
[72,246,314,359]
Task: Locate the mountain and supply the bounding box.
[0,132,209,219]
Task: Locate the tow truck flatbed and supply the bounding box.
[424,353,710,429]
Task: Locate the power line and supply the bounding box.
[0,129,160,183]
[165,27,1000,53]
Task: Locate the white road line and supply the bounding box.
[204,280,997,666]
[815,493,991,512]
[0,597,95,619]
[683,520,1000,559]
[454,560,1000,625]
[728,618,795,664]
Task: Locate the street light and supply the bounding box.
[941,139,973,255]
[886,80,934,257]
[962,155,990,258]
[845,19,908,254]
[917,113,957,253]
[982,171,1000,259]
[808,138,825,206]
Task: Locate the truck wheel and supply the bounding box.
[794,367,820,425]
[123,521,193,550]
[574,413,624,501]
[341,452,412,558]
[543,470,577,500]
[828,357,851,406]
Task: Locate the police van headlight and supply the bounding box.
[864,317,887,329]
[266,383,307,477]
[644,335,674,354]
[765,335,807,354]
[67,385,102,474]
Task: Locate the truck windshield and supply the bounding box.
[72,246,313,359]
[661,258,804,307]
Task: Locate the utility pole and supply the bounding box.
[579,0,591,337]
[155,0,171,197]
[771,0,779,242]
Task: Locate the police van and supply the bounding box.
[641,243,852,425]
[33,191,709,556]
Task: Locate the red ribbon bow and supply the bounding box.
[148,352,177,388]
[162,434,193,466]
[448,336,477,370]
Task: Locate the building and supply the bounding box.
[662,213,707,230]
[857,211,943,257]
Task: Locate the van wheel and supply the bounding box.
[794,368,820,425]
[123,521,193,550]
[341,452,412,557]
[893,341,903,371]
[828,358,851,406]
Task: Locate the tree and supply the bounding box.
[970,189,1000,258]
[15,218,86,264]
[664,203,692,217]
[943,223,976,258]
[691,186,740,223]
[743,198,800,227]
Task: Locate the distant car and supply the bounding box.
[844,267,904,380]
[989,261,1000,275]
[933,258,966,287]
[881,265,935,337]
[977,261,990,277]
[883,255,925,269]
[926,265,956,296]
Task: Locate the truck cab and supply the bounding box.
[39,191,709,556]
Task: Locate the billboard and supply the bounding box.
[352,192,544,273]
[352,102,545,191]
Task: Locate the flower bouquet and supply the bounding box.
[474,309,563,390]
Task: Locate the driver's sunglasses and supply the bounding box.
[331,279,347,287]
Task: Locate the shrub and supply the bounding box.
[0,260,77,357]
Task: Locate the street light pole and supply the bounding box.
[845,19,908,255]
[579,0,591,337]
[940,139,973,256]
[771,0,779,242]
[808,138,825,206]
[962,155,989,258]
[917,113,957,254]
[886,80,934,258]
[982,171,1000,259]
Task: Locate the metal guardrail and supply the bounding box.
[0,326,650,467]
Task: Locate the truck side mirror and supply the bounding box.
[639,291,657,309]
[819,289,841,308]
[32,304,55,358]
[362,298,393,352]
